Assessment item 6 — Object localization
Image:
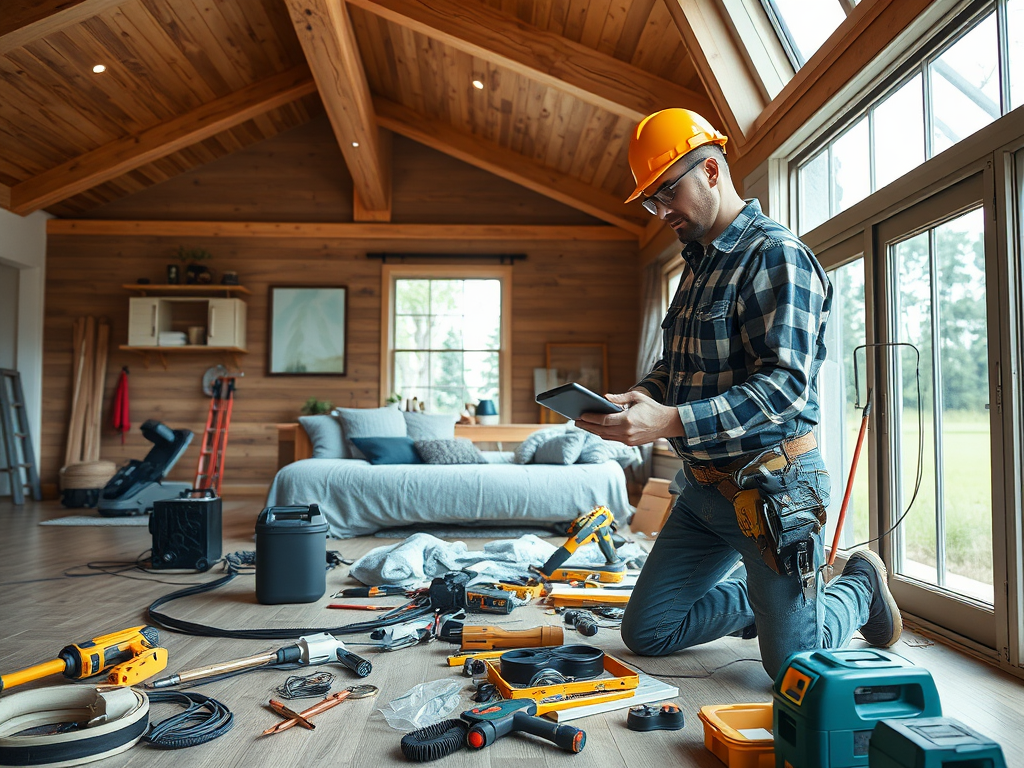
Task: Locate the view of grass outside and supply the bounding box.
[892,207,992,598]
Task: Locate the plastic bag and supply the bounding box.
[377,679,463,731]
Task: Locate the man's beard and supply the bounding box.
[671,185,717,244]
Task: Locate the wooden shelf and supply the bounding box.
[123,284,251,296]
[119,344,247,370]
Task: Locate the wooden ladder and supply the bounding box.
[193,376,237,495]
[0,369,42,504]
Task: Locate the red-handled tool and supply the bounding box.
[828,389,873,567]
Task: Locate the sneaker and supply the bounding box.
[844,549,902,647]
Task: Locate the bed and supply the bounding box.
[271,422,637,538]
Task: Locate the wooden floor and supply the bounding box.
[2,498,1023,767]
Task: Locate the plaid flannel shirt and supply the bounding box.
[635,200,833,465]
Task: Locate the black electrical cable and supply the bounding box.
[146,551,434,639]
[143,690,234,749]
[276,671,335,700]
[845,343,925,551]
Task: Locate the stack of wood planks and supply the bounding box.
[64,317,111,467]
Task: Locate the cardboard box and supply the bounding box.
[630,478,675,535]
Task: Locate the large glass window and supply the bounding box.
[796,2,1019,235]
[391,278,503,415]
[890,207,993,604]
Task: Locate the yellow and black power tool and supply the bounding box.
[0,625,167,693]
[537,506,626,583]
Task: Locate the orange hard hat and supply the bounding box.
[624,109,729,203]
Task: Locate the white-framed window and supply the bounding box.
[381,265,511,419]
[759,0,858,69]
[794,0,1023,235]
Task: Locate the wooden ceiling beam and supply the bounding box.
[10,66,317,216]
[46,219,636,241]
[0,0,126,55]
[374,97,646,237]
[347,0,720,125]
[284,0,390,216]
[0,183,10,211]
[660,0,769,146]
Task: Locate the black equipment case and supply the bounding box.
[150,488,222,571]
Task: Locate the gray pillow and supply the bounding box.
[577,433,616,464]
[299,415,346,459]
[513,426,567,465]
[414,438,488,465]
[403,411,457,442]
[532,430,587,465]
[334,406,407,459]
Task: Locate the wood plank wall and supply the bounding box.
[41,119,640,493]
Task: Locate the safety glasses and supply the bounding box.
[640,156,707,215]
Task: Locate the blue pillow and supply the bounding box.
[532,430,587,464]
[299,415,346,459]
[403,411,457,442]
[335,406,407,459]
[349,436,423,465]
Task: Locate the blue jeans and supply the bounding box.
[621,449,872,679]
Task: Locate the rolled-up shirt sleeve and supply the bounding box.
[676,241,830,447]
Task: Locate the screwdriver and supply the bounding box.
[334,585,407,598]
[327,604,394,611]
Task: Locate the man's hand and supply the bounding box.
[575,390,685,446]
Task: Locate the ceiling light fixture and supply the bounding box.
[351,141,360,147]
[472,79,484,90]
[92,64,106,73]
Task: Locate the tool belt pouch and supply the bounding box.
[750,463,826,552]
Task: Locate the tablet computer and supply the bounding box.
[535,382,623,421]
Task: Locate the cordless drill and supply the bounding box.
[537,506,626,583]
[0,625,166,693]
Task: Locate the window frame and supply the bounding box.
[380,264,512,421]
[790,0,1013,236]
[759,0,857,69]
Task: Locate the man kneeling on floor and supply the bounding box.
[576,108,900,680]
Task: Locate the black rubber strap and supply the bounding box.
[499,645,605,685]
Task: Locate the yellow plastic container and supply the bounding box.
[697,702,775,768]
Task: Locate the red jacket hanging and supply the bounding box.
[111,367,130,443]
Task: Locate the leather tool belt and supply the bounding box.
[0,686,149,767]
[687,433,822,591]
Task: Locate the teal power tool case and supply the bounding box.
[772,648,941,768]
[869,717,1006,768]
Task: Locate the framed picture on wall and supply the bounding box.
[541,342,608,423]
[268,286,348,375]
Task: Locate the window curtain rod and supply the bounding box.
[367,253,526,264]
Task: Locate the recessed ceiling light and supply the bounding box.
[92,64,106,74]
[472,79,484,90]
[351,141,360,147]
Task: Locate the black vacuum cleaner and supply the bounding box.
[98,420,194,517]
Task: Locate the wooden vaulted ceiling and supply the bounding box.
[0,0,725,235]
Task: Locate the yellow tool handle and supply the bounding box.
[0,658,67,692]
[107,647,169,687]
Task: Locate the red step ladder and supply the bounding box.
[194,376,237,495]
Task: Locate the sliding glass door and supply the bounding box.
[876,173,1000,646]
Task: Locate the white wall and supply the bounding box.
[0,209,49,465]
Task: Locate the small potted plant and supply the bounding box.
[176,246,214,285]
[385,392,402,409]
[300,397,334,416]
